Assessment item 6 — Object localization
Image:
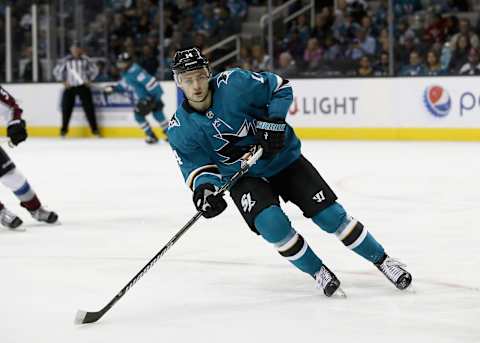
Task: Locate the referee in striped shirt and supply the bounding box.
[53,42,100,137]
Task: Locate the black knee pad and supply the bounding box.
[230,176,280,234]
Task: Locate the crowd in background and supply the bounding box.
[1,0,480,82]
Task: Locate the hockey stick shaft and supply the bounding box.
[75,147,263,324]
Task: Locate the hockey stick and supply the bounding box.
[75,146,263,325]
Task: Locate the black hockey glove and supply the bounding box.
[7,119,27,146]
[255,118,286,158]
[135,98,156,116]
[193,183,227,219]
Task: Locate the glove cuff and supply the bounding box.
[256,120,286,132]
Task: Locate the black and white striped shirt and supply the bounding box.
[53,54,99,86]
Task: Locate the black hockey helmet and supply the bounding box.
[116,52,133,69]
[171,47,209,75]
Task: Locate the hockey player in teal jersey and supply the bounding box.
[167,47,412,296]
[104,52,168,144]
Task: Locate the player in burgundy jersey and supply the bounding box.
[0,85,58,230]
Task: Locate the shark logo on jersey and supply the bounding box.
[168,113,181,129]
[214,119,256,165]
[216,70,234,87]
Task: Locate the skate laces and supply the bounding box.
[315,266,333,290]
[379,257,407,282]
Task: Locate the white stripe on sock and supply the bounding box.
[276,233,299,253]
[285,240,308,261]
[347,227,368,250]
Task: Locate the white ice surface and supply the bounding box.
[0,138,479,343]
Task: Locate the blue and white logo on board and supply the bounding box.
[423,85,451,118]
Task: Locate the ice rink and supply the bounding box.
[0,138,479,343]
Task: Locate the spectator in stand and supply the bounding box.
[372,0,388,29]
[346,0,368,24]
[424,49,447,76]
[303,37,323,70]
[399,50,426,76]
[227,0,247,32]
[194,4,218,37]
[157,4,176,42]
[396,31,425,69]
[422,12,448,46]
[283,28,306,62]
[181,0,197,19]
[182,16,195,46]
[311,9,334,44]
[251,44,271,72]
[112,12,130,39]
[292,14,311,46]
[331,1,356,44]
[145,32,160,57]
[135,12,151,38]
[376,27,390,56]
[214,4,235,39]
[394,0,422,19]
[139,45,159,76]
[449,34,472,72]
[274,51,298,78]
[322,34,343,62]
[227,0,247,20]
[449,18,479,51]
[458,47,480,75]
[373,51,389,75]
[20,47,43,82]
[356,55,374,76]
[360,14,378,38]
[396,18,412,44]
[345,26,376,61]
[443,15,460,39]
[355,26,376,55]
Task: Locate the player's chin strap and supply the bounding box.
[75,146,263,325]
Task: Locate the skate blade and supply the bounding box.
[8,226,26,232]
[333,286,347,298]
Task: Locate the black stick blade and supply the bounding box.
[74,309,104,324]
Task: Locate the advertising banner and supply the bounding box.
[288,77,480,129]
[2,77,480,140]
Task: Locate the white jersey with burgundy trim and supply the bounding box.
[0,86,22,123]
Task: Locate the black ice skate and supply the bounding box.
[315,265,344,297]
[145,135,159,144]
[0,207,23,229]
[29,207,59,224]
[375,254,412,290]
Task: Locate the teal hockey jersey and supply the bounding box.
[167,68,301,191]
[113,63,163,101]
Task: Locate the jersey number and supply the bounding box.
[172,150,183,165]
[251,72,264,84]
